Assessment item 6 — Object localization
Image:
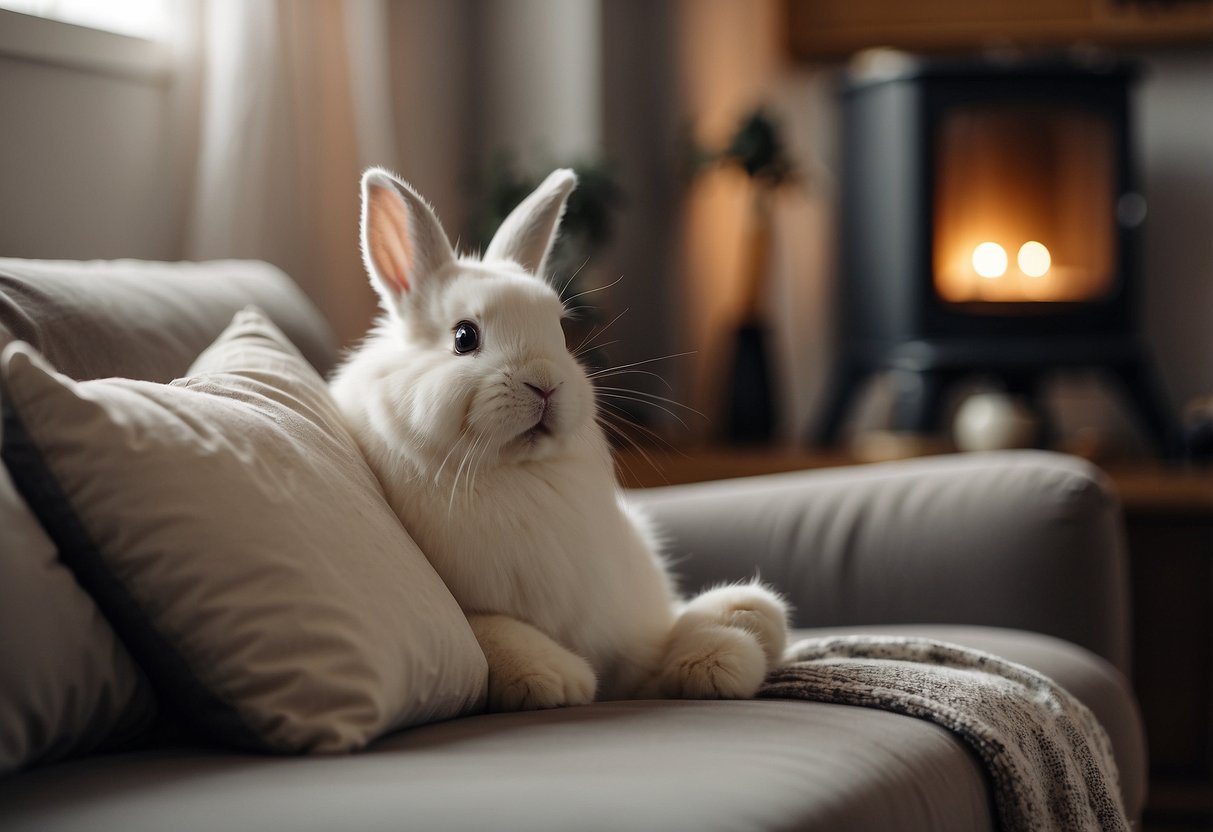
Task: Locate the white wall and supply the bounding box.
[384,0,603,245]
[0,25,184,260]
[477,0,601,169]
[385,0,475,236]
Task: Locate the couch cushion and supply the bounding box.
[0,627,1144,831]
[0,258,337,381]
[0,700,995,832]
[0,308,486,754]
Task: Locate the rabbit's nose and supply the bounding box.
[525,383,556,401]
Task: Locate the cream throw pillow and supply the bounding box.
[0,308,487,754]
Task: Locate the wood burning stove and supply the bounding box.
[814,53,1176,454]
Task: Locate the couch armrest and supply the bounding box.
[626,451,1132,674]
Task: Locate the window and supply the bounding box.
[0,0,168,40]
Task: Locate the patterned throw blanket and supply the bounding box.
[758,636,1130,832]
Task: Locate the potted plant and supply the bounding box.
[698,109,796,444]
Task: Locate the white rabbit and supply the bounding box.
[330,167,788,711]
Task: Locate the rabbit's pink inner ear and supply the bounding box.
[366,184,414,294]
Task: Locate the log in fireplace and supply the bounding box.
[814,53,1176,454]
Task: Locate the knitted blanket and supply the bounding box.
[758,636,1130,832]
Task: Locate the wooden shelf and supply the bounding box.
[784,0,1213,60]
[1106,466,1213,517]
[615,445,1213,518]
[614,445,852,490]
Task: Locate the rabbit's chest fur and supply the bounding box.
[378,434,677,697]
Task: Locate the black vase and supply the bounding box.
[725,322,776,444]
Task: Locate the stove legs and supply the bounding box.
[813,362,865,446]
[1110,357,1180,458]
[812,357,1178,457]
[889,369,954,434]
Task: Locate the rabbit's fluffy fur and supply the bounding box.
[331,168,788,710]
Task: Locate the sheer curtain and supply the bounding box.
[177,0,396,348]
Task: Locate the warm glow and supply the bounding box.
[972,242,1007,278]
[933,105,1116,303]
[1017,241,1051,278]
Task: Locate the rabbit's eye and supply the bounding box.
[453,321,480,354]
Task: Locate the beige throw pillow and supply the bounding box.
[0,308,487,754]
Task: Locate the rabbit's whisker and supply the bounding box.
[597,403,658,450]
[573,339,619,360]
[595,402,686,484]
[556,257,592,299]
[571,307,628,356]
[597,416,662,486]
[597,391,689,430]
[562,273,624,307]
[468,436,493,504]
[588,367,674,391]
[433,431,468,484]
[593,386,705,419]
[586,351,696,378]
[563,305,597,321]
[596,401,687,458]
[449,433,482,517]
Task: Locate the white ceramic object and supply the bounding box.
[953,392,1039,452]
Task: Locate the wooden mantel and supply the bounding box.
[613,444,1213,517]
[784,0,1213,60]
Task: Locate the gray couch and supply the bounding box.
[0,259,1146,831]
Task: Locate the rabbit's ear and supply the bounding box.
[360,168,456,302]
[484,168,577,279]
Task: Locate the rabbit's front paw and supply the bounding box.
[680,583,789,668]
[490,650,597,712]
[658,624,766,699]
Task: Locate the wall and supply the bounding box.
[597,3,686,433]
[1134,47,1213,417]
[385,0,475,235]
[666,0,847,445]
[0,14,184,261]
[673,0,793,442]
[386,0,602,245]
[475,0,601,170]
